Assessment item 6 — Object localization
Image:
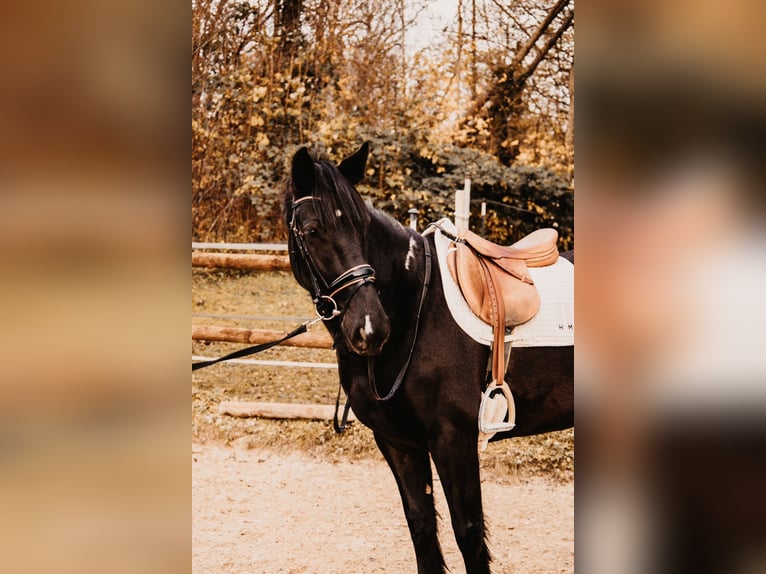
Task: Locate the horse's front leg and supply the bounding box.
[374,432,446,574]
[429,424,492,574]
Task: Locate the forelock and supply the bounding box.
[310,161,370,229]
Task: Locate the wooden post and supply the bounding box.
[455,177,471,232]
[408,207,419,230]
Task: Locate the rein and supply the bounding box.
[368,236,432,401]
[291,194,381,433]
[191,318,321,371]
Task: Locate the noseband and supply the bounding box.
[289,196,377,321]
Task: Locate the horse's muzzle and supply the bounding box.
[341,289,390,356]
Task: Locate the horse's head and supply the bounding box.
[285,143,391,356]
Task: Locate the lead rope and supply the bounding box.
[192,318,320,371]
[368,236,432,401]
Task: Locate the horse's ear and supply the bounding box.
[338,142,369,185]
[291,147,315,196]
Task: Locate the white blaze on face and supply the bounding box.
[404,237,417,271]
[335,209,343,218]
[359,314,374,341]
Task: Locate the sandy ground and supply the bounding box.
[192,443,573,574]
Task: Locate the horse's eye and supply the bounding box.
[305,227,319,238]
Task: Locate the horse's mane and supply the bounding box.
[369,205,411,238]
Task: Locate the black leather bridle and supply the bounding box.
[290,196,433,404]
[195,194,431,433]
[289,196,378,322]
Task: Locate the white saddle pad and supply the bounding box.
[425,218,574,348]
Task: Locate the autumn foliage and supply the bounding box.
[192,0,573,248]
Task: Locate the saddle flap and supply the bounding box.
[447,241,540,327]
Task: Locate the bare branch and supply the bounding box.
[516,8,574,84]
[488,0,530,37]
[511,0,570,68]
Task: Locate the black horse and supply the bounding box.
[284,143,573,574]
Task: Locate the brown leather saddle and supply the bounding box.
[446,227,559,388]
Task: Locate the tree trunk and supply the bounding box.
[472,1,573,165]
[276,0,304,56]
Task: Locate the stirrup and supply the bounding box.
[478,381,516,434]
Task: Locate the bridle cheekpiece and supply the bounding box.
[289,196,377,321]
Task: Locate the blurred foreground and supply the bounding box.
[577,1,766,573]
[0,1,188,572]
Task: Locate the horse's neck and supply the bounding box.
[367,212,423,308]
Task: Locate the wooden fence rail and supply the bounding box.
[192,325,332,349]
[218,401,354,421]
[192,243,339,421]
[192,252,291,271]
[192,242,287,251]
